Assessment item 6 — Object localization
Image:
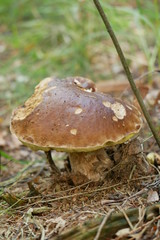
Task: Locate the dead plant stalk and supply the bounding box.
[93,0,160,148]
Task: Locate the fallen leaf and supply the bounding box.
[46,217,66,234]
[146,152,160,165]
[116,227,130,237]
[1,191,26,207]
[147,189,159,203]
[145,89,160,107]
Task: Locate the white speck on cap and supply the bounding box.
[75,108,83,114]
[111,102,126,120]
[84,88,92,92]
[74,79,81,86]
[70,129,77,135]
[44,86,57,93]
[126,105,132,110]
[112,116,118,122]
[102,101,111,108]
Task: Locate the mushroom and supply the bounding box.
[10,76,142,183]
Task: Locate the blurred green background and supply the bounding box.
[0,0,160,117]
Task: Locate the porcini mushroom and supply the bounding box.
[10,76,142,183]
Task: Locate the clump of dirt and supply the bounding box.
[105,138,152,183]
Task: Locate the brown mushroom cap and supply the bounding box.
[10,76,142,152]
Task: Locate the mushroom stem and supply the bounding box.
[45,151,60,175]
[69,149,113,185]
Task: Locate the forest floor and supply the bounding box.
[1,75,160,239]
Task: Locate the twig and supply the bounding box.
[134,69,160,82]
[24,180,92,200]
[21,175,158,208]
[28,182,122,206]
[134,206,146,229]
[117,206,134,230]
[93,0,160,148]
[54,204,160,240]
[45,151,60,175]
[94,209,114,240]
[0,160,40,188]
[129,217,158,239]
[122,188,147,207]
[16,174,157,202]
[0,194,28,216]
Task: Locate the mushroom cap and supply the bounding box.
[10,76,142,152]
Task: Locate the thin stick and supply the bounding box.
[94,209,114,240]
[93,0,160,148]
[117,206,134,230]
[45,151,60,174]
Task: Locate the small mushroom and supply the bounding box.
[10,76,142,183]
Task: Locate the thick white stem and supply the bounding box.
[69,148,113,184]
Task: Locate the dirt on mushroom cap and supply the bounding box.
[10,77,142,152]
